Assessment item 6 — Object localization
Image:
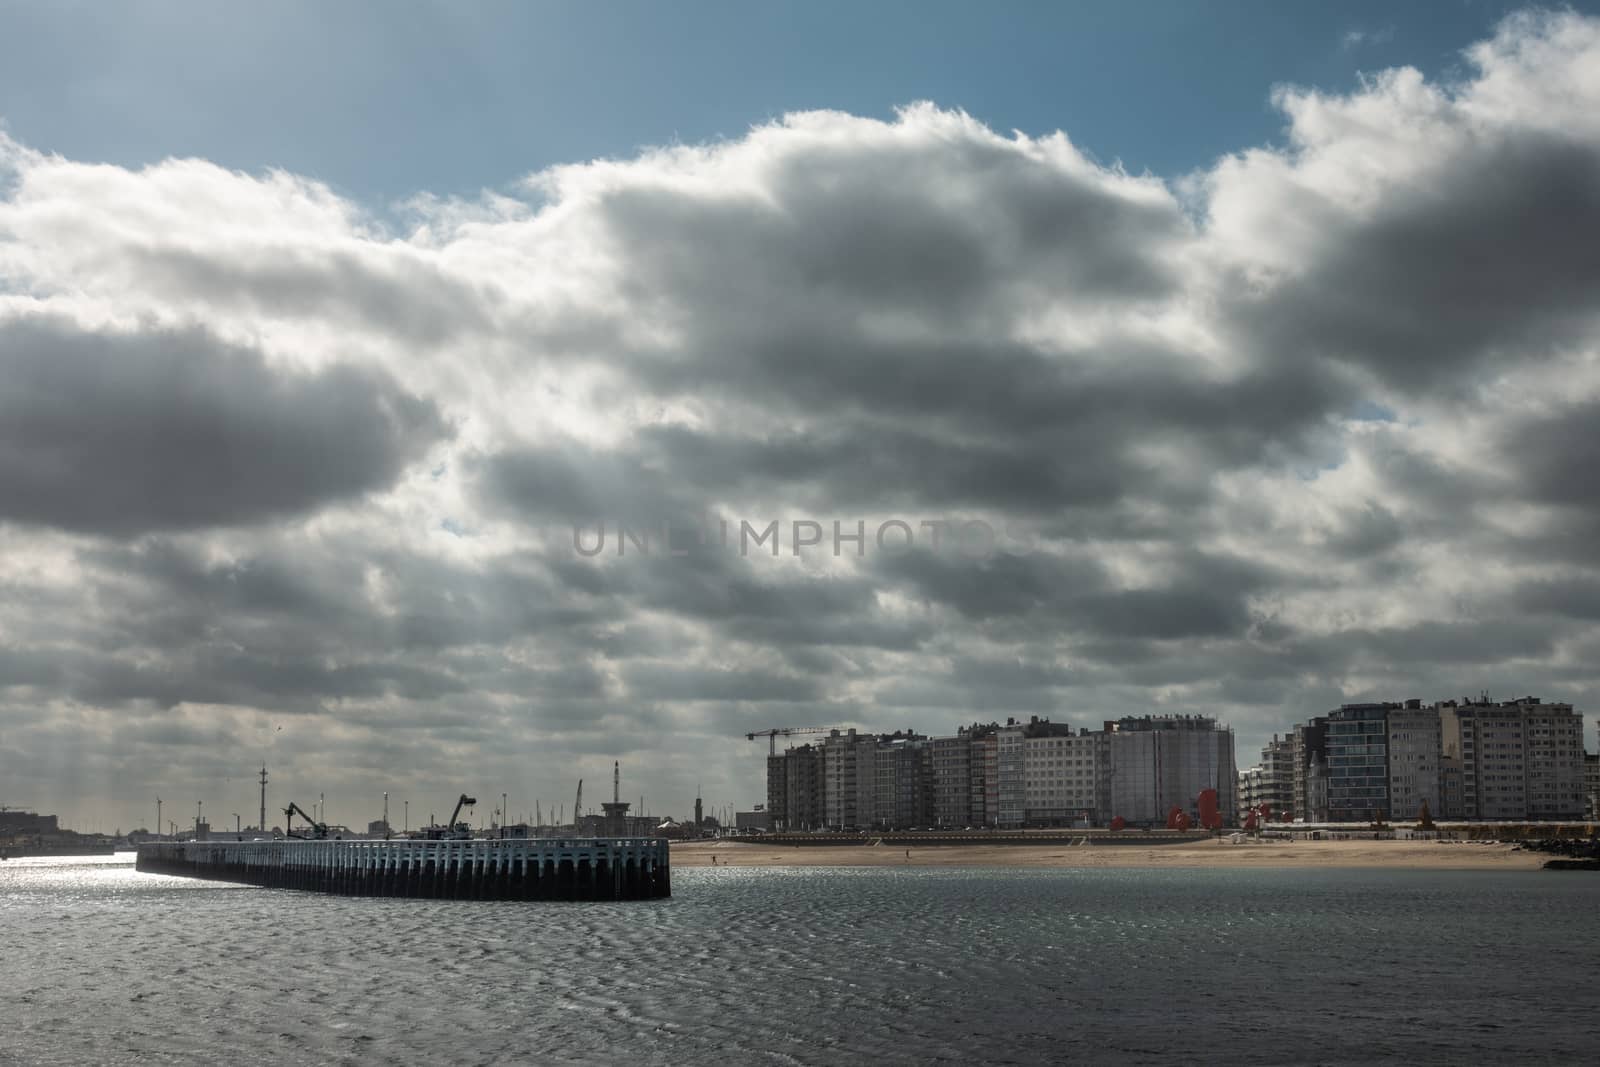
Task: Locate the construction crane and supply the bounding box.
[423,794,476,839]
[573,780,583,829]
[746,726,849,756]
[283,801,328,839]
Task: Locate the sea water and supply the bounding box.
[3,855,1598,1065]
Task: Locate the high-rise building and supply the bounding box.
[929,735,970,828]
[766,754,787,829]
[764,743,825,831]
[1240,734,1296,819]
[1261,735,1295,817]
[1021,728,1105,826]
[1387,700,1442,821]
[872,733,930,829]
[822,729,878,829]
[1292,719,1329,822]
[973,734,998,827]
[1443,700,1523,820]
[1440,696,1584,820]
[1289,695,1587,823]
[929,725,997,828]
[1104,715,1237,826]
[1326,704,1391,821]
[784,745,825,831]
[1521,699,1585,818]
[996,723,1028,828]
[1585,751,1599,820]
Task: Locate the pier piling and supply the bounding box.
[135,838,671,901]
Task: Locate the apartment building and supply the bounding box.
[1105,715,1237,826]
[782,744,825,831]
[924,723,1006,829]
[822,729,878,830]
[996,724,1027,828]
[1240,734,1295,819]
[974,734,998,827]
[929,733,972,828]
[1326,704,1391,821]
[872,733,930,829]
[1387,701,1442,821]
[1292,719,1329,822]
[1022,729,1105,826]
[1586,752,1599,820]
[1284,695,1588,822]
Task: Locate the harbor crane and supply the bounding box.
[423,794,477,840]
[745,726,849,756]
[573,780,583,829]
[283,801,328,839]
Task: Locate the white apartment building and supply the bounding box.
[1240,735,1295,818]
[1434,696,1583,820]
[929,734,972,828]
[1524,701,1585,818]
[996,724,1027,828]
[1387,704,1442,821]
[1022,731,1104,826]
[822,729,878,829]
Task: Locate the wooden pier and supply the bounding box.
[135,837,670,900]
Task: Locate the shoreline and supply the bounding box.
[671,838,1548,871]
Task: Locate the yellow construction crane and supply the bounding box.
[746,726,850,756]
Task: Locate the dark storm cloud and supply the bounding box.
[1512,577,1600,621]
[634,419,1136,515]
[1501,397,1600,511]
[942,654,1076,694]
[0,316,449,536]
[476,441,693,526]
[620,663,822,703]
[1239,132,1600,392]
[0,645,63,688]
[597,115,1187,329]
[873,547,1278,643]
[65,645,469,712]
[1320,500,1405,559]
[78,537,626,663]
[1311,618,1564,669]
[1073,584,1256,641]
[875,550,1107,621]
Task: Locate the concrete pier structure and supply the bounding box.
[136,837,670,900]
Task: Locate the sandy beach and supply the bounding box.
[671,837,1546,871]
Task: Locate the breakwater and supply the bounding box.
[136,838,670,900]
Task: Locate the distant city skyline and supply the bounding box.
[6,6,1600,833]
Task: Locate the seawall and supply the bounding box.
[136,837,670,900]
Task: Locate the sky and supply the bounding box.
[4,3,1600,833]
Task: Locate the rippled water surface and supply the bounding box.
[3,854,1599,1065]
